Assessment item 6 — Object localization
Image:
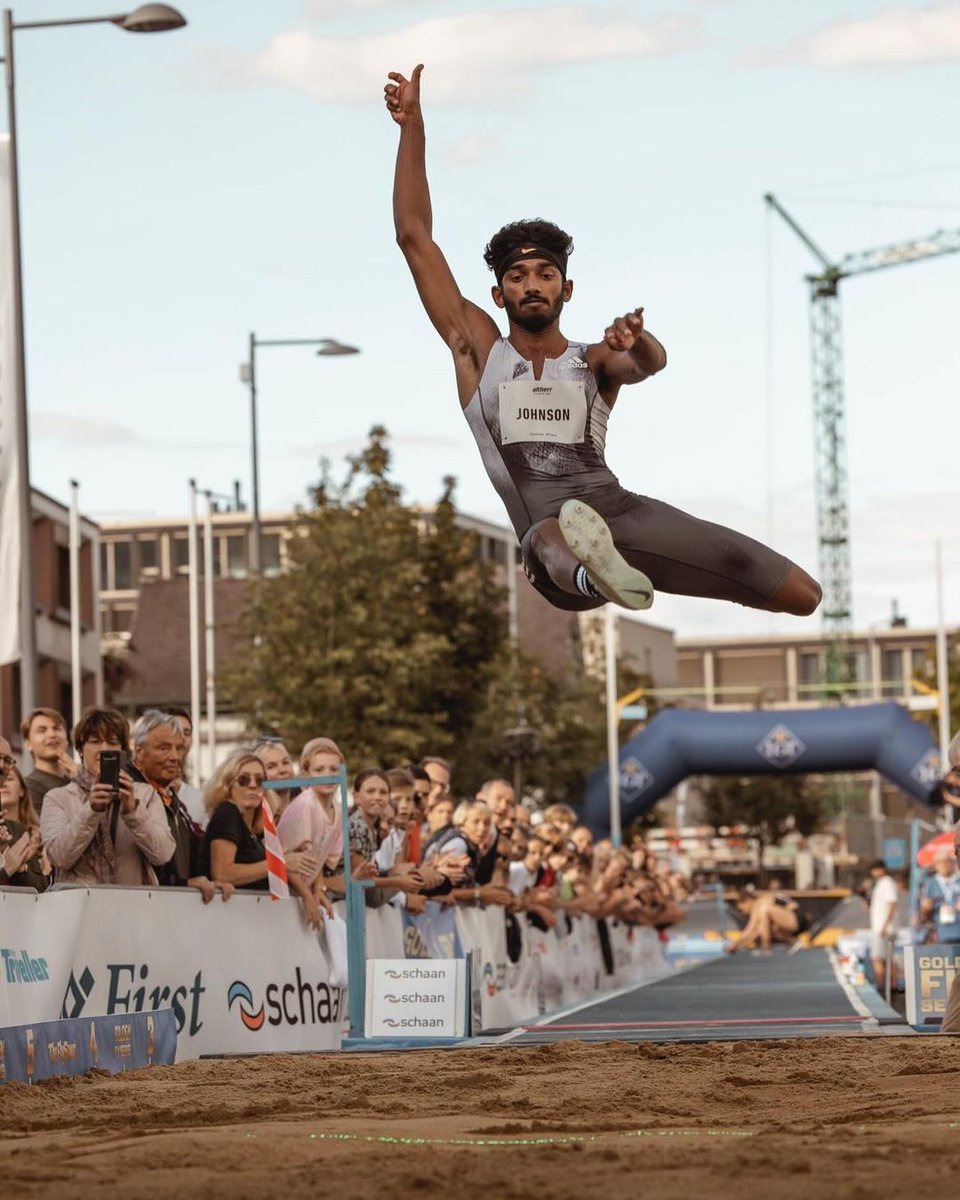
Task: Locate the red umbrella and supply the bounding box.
[917,830,957,868]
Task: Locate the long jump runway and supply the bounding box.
[504,946,909,1044]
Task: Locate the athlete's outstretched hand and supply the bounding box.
[604,307,646,352]
[384,64,424,125]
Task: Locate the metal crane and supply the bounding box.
[764,194,960,689]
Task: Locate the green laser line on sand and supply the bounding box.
[242,1129,755,1147]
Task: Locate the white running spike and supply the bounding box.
[559,499,654,611]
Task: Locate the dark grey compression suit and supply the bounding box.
[463,337,792,612]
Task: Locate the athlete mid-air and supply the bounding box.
[384,64,821,617]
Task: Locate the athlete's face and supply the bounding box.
[493,259,572,333]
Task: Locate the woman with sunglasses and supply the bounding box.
[200,750,325,924]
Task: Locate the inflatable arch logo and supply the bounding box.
[583,702,941,833]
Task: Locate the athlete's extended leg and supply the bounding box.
[589,492,823,617]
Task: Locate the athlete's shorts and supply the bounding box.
[520,485,794,612]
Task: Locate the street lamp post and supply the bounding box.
[240,335,359,575]
[0,4,187,712]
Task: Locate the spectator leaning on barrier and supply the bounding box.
[200,749,328,925]
[20,707,76,816]
[278,737,348,901]
[41,708,175,886]
[420,755,452,809]
[165,707,207,830]
[130,711,221,899]
[255,735,298,819]
[0,737,46,890]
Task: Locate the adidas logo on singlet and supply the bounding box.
[565,356,589,370]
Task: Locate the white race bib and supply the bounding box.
[940,904,957,925]
[498,379,587,446]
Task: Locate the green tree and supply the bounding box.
[223,427,505,765]
[702,773,824,860]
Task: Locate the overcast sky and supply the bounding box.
[11,0,960,640]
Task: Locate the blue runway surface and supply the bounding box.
[506,947,908,1044]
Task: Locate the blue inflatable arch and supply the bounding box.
[582,702,942,835]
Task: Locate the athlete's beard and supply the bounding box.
[505,294,564,334]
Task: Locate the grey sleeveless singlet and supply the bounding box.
[463,336,794,608]
[463,338,620,538]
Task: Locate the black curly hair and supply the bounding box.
[483,219,574,283]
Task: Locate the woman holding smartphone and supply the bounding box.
[40,707,175,885]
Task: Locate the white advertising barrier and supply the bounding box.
[0,888,344,1060]
[365,903,406,960]
[365,958,467,1038]
[454,906,540,1030]
[608,921,670,987]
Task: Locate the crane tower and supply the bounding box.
[764,195,960,689]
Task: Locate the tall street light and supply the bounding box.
[1,4,187,713]
[239,336,360,575]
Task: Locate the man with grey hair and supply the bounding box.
[938,729,960,1033]
[128,710,224,899]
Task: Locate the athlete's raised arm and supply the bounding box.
[589,307,667,405]
[385,65,498,399]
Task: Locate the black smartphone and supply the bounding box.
[99,750,122,793]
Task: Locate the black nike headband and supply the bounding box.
[494,245,568,286]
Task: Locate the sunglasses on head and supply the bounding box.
[235,773,265,789]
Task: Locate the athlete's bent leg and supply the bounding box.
[523,518,583,596]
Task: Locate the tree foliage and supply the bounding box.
[223,427,607,799]
[702,774,824,852]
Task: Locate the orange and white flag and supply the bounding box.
[261,799,289,900]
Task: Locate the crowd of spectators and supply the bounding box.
[0,705,691,943]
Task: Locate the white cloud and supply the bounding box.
[31,413,237,452]
[756,3,960,68]
[198,6,695,106]
[439,131,499,165]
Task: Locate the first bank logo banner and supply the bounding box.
[0,888,342,1059]
[365,959,465,1038]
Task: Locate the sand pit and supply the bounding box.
[2,1036,959,1199]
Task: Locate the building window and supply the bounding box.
[262,533,282,576]
[798,652,821,690]
[57,544,71,610]
[114,541,133,590]
[911,646,930,681]
[173,535,204,576]
[225,534,248,578]
[138,538,158,576]
[100,541,109,591]
[882,648,904,696]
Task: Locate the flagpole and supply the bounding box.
[203,490,216,782]
[605,605,621,847]
[69,478,81,724]
[935,538,951,769]
[187,479,201,776]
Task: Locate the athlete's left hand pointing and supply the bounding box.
[604,308,645,352]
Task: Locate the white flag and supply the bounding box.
[0,135,21,665]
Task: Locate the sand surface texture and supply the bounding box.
[2,1036,959,1199]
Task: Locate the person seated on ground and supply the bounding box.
[726,887,812,954]
[20,707,76,816]
[41,708,175,886]
[0,739,46,891]
[200,748,328,926]
[255,734,299,819]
